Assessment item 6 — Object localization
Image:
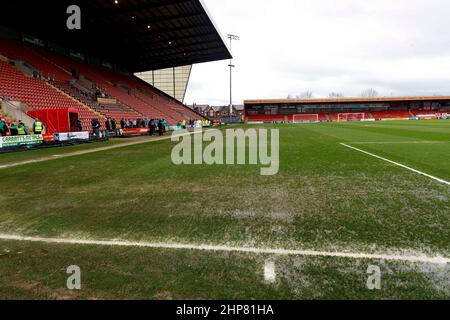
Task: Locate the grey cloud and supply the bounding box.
[185,0,450,104]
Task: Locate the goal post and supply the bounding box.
[292,114,319,123]
[338,113,366,122]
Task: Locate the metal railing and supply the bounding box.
[0,99,36,129]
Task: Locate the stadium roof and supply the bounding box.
[245,96,450,105]
[0,0,231,72]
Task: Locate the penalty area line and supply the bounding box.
[340,143,450,186]
[0,233,448,265]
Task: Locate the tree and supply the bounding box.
[328,92,344,98]
[297,90,313,99]
[361,88,379,98]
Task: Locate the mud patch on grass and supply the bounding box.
[153,291,174,300]
[6,277,80,300]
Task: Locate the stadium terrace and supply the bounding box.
[0,0,231,148]
[244,96,450,123]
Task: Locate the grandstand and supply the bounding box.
[0,0,230,132]
[244,97,450,123]
[0,58,103,131]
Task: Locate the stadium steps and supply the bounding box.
[170,104,203,120]
[34,49,74,80]
[132,91,178,123]
[0,99,35,131]
[71,80,95,97]
[0,60,79,112]
[0,37,73,82]
[45,81,107,130]
[137,90,195,124]
[37,52,161,122]
[0,36,203,126]
[14,60,36,77]
[53,81,141,123]
[133,75,204,122]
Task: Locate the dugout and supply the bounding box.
[27,108,79,134]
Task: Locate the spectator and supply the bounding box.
[157,119,164,136]
[120,118,126,130]
[111,119,117,131]
[77,119,83,131]
[149,119,156,136]
[105,118,111,131]
[91,119,101,137]
[162,119,169,132]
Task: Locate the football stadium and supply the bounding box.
[0,0,449,303]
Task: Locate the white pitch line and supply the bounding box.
[0,131,199,170]
[0,233,448,265]
[348,141,450,145]
[341,143,450,186]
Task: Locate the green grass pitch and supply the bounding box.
[0,120,449,299]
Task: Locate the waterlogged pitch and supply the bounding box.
[0,120,449,299]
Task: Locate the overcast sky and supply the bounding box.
[184,0,450,105]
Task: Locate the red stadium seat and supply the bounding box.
[0,36,204,131]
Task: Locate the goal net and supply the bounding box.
[293,114,319,123]
[338,113,365,122]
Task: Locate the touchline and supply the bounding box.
[171,128,280,176]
